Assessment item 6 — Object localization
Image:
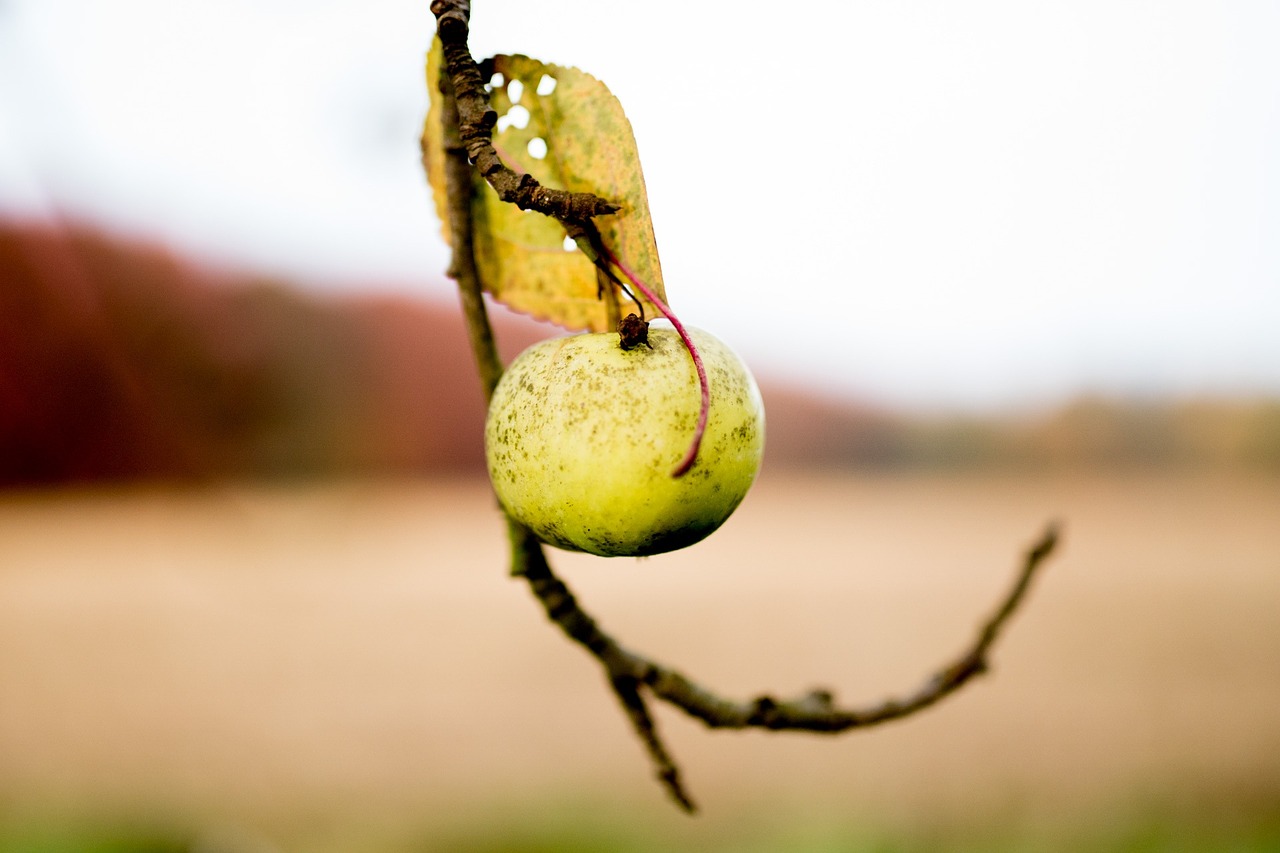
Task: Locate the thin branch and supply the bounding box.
[522,522,1060,733]
[431,53,502,400]
[434,28,554,591]
[610,675,697,813]
[428,0,1062,811]
[678,524,1061,729]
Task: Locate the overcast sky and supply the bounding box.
[2,1,1278,410]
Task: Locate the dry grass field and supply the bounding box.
[1,470,1278,851]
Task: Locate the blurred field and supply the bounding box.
[1,471,1278,852]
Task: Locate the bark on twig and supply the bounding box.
[429,0,1061,812]
[430,55,502,400]
[519,522,1060,734]
[430,0,618,222]
[610,675,697,812]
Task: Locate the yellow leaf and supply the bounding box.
[422,37,451,247]
[423,41,667,332]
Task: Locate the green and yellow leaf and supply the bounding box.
[423,40,667,332]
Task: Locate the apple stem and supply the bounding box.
[599,245,709,478]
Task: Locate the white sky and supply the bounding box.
[1,0,1278,410]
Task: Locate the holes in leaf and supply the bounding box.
[507,78,524,104]
[496,104,530,133]
[527,137,548,160]
[563,235,578,252]
[489,72,505,89]
[536,74,557,96]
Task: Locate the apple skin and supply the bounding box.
[484,326,765,557]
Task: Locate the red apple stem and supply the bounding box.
[600,246,709,478]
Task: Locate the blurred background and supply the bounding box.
[1,1,1278,851]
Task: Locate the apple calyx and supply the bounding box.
[618,313,651,351]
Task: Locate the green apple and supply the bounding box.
[484,325,765,557]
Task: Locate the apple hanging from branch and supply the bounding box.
[485,321,765,558]
[428,5,1057,813]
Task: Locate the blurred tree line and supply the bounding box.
[2,221,1278,487]
[0,221,497,485]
